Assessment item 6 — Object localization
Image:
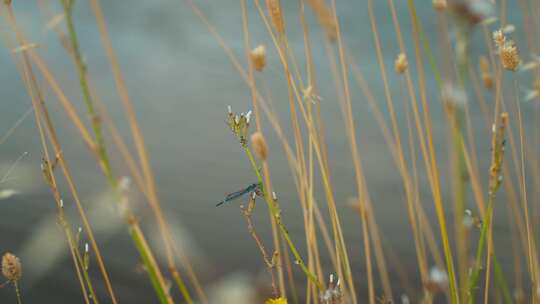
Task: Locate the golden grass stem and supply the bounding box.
[88,1,202,302]
[406,1,459,301]
[58,2,181,302]
[2,7,119,303]
[468,113,508,304]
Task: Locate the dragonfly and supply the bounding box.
[216,183,261,207]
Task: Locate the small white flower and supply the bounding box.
[468,0,494,19]
[463,209,474,228]
[401,294,410,304]
[441,83,468,108]
[227,105,232,114]
[525,90,539,102]
[429,266,448,286]
[245,110,252,123]
[119,176,131,192]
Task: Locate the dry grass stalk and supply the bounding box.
[479,55,493,89]
[266,0,285,34]
[306,0,337,40]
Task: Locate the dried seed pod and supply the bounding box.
[395,53,408,74]
[479,56,493,89]
[251,132,268,161]
[250,45,266,72]
[2,253,21,282]
[500,44,520,71]
[534,79,540,93]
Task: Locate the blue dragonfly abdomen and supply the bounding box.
[216,183,260,207]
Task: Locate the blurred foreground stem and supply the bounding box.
[62,1,186,303]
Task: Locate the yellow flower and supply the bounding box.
[265,297,288,304]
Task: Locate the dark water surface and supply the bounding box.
[0,1,531,303]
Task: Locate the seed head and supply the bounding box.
[499,43,520,71]
[479,56,493,89]
[250,45,266,72]
[395,53,408,74]
[534,79,540,93]
[251,132,268,161]
[2,253,21,282]
[479,55,489,74]
[493,30,506,48]
[266,0,285,34]
[432,0,447,10]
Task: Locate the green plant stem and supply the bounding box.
[61,2,181,303]
[64,222,99,304]
[407,1,459,302]
[454,28,471,304]
[14,281,22,304]
[171,270,193,304]
[493,254,513,304]
[244,147,323,290]
[62,0,115,185]
[130,224,171,304]
[468,191,495,304]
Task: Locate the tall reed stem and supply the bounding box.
[61,2,178,303]
[244,147,323,291]
[468,113,508,303]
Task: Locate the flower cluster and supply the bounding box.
[493,29,521,71]
[226,105,252,147]
[2,252,21,282]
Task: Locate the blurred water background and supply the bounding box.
[0,0,531,302]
